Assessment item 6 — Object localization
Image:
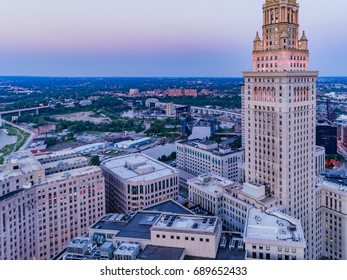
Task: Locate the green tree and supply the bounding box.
[46,137,57,146]
[91,155,100,166]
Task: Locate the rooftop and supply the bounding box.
[144,200,194,215]
[138,245,185,260]
[42,156,89,169]
[74,142,107,153]
[0,151,43,181]
[153,214,217,234]
[188,173,234,196]
[317,178,347,193]
[178,138,242,157]
[101,154,177,182]
[40,166,101,184]
[91,209,218,240]
[244,208,305,244]
[35,149,77,161]
[91,211,161,240]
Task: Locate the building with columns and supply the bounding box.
[242,0,319,259]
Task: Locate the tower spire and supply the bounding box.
[252,0,309,72]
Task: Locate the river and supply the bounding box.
[0,129,17,149]
[142,143,176,159]
[142,126,211,159]
[189,126,211,140]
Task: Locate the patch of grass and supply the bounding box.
[0,126,29,163]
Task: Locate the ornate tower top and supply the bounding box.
[252,0,309,72]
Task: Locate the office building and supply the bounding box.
[0,151,105,260]
[101,154,179,214]
[316,178,347,260]
[316,120,337,155]
[176,139,244,192]
[243,0,318,259]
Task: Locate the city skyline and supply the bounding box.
[0,0,346,77]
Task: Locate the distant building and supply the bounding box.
[114,137,152,149]
[73,142,108,154]
[101,154,179,214]
[166,89,198,97]
[145,98,159,108]
[316,120,337,154]
[79,100,92,106]
[129,89,139,95]
[166,102,174,116]
[34,123,57,135]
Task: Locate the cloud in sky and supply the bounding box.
[0,0,346,76]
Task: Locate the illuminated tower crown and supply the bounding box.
[253,0,309,72]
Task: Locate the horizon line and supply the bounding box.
[0,75,346,79]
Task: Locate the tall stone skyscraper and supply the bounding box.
[243,0,318,259]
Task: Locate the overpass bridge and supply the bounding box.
[0,105,53,126]
[154,101,242,119]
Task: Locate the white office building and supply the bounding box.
[101,154,179,214]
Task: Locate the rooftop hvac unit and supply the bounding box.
[66,237,93,256]
[100,242,115,259]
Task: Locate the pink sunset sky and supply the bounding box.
[0,0,346,77]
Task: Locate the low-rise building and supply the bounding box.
[187,174,277,233]
[243,208,306,260]
[57,203,222,260]
[114,137,152,149]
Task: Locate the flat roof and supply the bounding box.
[188,174,234,196]
[244,208,305,244]
[74,142,107,152]
[177,139,243,157]
[317,179,347,193]
[35,149,77,160]
[153,214,217,234]
[101,154,177,182]
[1,152,43,180]
[92,211,161,240]
[144,200,194,215]
[42,156,89,169]
[41,166,101,184]
[138,245,185,260]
